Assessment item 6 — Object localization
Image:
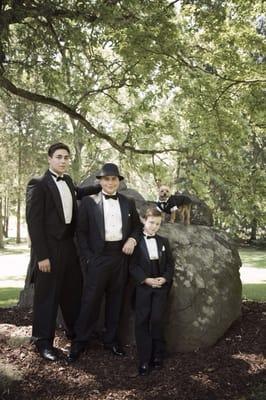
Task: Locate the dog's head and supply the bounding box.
[158,185,171,201]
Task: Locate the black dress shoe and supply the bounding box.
[36,343,58,362]
[151,357,163,370]
[104,343,126,357]
[138,363,150,376]
[67,342,85,363]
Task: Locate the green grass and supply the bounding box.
[242,284,266,302]
[0,287,21,307]
[239,249,266,269]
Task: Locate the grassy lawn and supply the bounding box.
[239,248,266,268]
[242,284,266,302]
[239,249,266,301]
[0,248,265,307]
[0,287,21,307]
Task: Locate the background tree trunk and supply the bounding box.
[0,197,4,249]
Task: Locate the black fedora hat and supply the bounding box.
[96,163,124,181]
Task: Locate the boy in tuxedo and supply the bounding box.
[67,163,142,362]
[129,207,174,376]
[26,142,101,361]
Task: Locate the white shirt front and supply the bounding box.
[144,235,159,260]
[50,170,73,223]
[102,192,123,241]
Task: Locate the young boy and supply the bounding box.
[129,207,174,376]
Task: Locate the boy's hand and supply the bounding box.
[122,237,136,255]
[144,278,160,288]
[156,277,167,286]
[38,258,51,273]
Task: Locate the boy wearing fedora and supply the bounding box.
[68,163,142,362]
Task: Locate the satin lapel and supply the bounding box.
[94,193,105,240]
[140,237,150,263]
[118,194,129,239]
[156,236,163,263]
[44,170,65,222]
[64,175,77,217]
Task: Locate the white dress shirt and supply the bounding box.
[144,235,159,260]
[102,192,123,241]
[50,169,73,223]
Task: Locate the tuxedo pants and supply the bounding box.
[74,249,128,345]
[32,237,82,343]
[135,285,169,364]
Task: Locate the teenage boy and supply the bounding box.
[129,207,174,376]
[26,142,101,361]
[67,163,142,362]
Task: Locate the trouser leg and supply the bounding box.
[135,286,153,364]
[104,254,127,345]
[74,256,110,343]
[150,287,168,359]
[59,239,82,339]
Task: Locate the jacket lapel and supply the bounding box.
[156,236,163,262]
[140,236,151,263]
[64,175,77,217]
[93,192,105,240]
[44,170,65,222]
[118,194,129,239]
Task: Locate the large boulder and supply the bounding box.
[120,223,242,352]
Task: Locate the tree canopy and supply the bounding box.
[0,0,265,238]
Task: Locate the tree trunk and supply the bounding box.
[3,194,9,237]
[250,218,257,241]
[16,121,22,244]
[0,197,4,249]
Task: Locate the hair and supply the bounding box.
[48,142,70,157]
[144,207,162,219]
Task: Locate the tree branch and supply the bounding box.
[0,74,186,156]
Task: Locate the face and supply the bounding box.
[144,215,162,236]
[48,149,70,175]
[100,176,120,194]
[158,185,171,201]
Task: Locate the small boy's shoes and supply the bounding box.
[151,357,163,370]
[138,363,150,376]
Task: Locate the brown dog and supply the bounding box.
[156,185,192,224]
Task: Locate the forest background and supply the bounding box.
[0,0,265,247]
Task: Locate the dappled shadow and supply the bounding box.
[0,301,265,400]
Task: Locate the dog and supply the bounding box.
[156,184,192,225]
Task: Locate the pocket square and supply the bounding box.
[162,245,165,251]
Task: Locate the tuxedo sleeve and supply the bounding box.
[75,183,101,200]
[128,198,142,243]
[76,197,94,264]
[161,238,174,283]
[26,179,49,262]
[129,247,148,284]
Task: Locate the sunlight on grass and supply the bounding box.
[239,249,266,269]
[242,284,266,302]
[0,287,20,307]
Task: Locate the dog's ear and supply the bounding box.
[155,179,162,189]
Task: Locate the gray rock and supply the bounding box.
[119,223,242,352]
[160,223,242,351]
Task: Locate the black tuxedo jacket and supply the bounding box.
[26,170,101,263]
[129,235,174,284]
[77,192,142,264]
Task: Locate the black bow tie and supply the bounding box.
[144,235,155,239]
[103,193,118,200]
[51,172,65,182]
